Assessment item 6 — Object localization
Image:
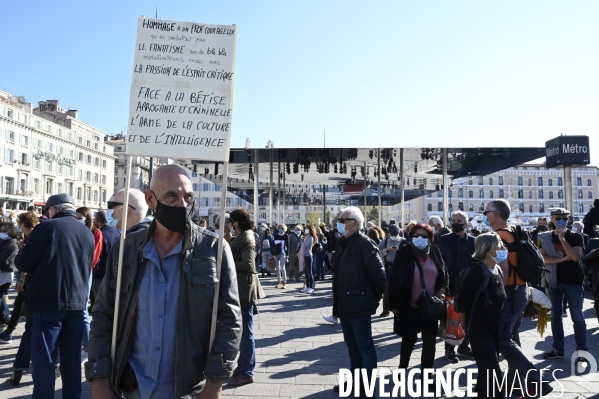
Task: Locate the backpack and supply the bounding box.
[454,262,502,333]
[272,242,283,255]
[312,242,323,253]
[506,226,545,283]
[262,239,270,250]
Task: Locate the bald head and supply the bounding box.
[145,164,194,230]
[111,188,149,231]
[150,164,192,192]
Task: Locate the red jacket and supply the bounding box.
[92,228,103,270]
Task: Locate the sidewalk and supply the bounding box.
[1,277,598,398]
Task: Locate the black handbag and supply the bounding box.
[415,257,447,321]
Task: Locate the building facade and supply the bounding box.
[0,90,115,214]
[388,163,599,225]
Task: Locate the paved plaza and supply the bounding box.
[2,276,599,398]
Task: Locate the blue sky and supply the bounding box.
[2,1,598,165]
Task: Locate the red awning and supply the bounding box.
[343,184,365,194]
[33,201,46,206]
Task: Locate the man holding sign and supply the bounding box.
[86,164,241,398]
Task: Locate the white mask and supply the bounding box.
[390,236,400,241]
[572,227,579,233]
[0,233,9,240]
[305,229,310,235]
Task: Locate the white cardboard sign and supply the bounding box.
[126,17,237,161]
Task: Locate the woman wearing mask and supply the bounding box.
[302,224,317,294]
[227,209,265,387]
[76,207,103,365]
[455,232,507,398]
[389,223,448,379]
[261,228,274,277]
[314,233,327,281]
[272,225,289,288]
[0,223,19,328]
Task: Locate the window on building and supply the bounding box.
[46,161,53,172]
[558,189,563,199]
[58,165,63,175]
[529,191,532,199]
[479,203,484,211]
[34,158,40,169]
[478,176,483,185]
[558,177,563,186]
[226,198,232,206]
[46,179,52,195]
[102,190,107,203]
[528,179,532,186]
[589,192,594,199]
[102,160,106,168]
[468,190,473,198]
[68,183,74,196]
[76,187,81,200]
[517,176,522,186]
[46,142,53,152]
[19,134,29,146]
[519,203,524,212]
[488,178,493,185]
[548,179,553,186]
[6,108,13,119]
[577,177,582,186]
[57,183,63,193]
[4,149,14,163]
[539,203,545,213]
[202,183,210,192]
[588,179,592,186]
[427,204,432,211]
[93,190,98,202]
[468,179,473,185]
[86,155,92,164]
[86,187,91,201]
[4,177,13,194]
[518,189,523,198]
[458,202,464,211]
[34,179,40,194]
[489,190,494,198]
[437,202,443,211]
[538,189,544,199]
[498,176,504,185]
[579,203,584,213]
[469,204,474,211]
[94,173,99,184]
[101,175,106,185]
[448,190,452,198]
[578,189,583,199]
[86,171,91,182]
[114,166,119,173]
[78,169,83,181]
[529,204,533,213]
[201,198,209,206]
[538,177,543,186]
[436,191,442,198]
[499,189,504,198]
[549,192,554,199]
[114,177,118,185]
[479,189,484,198]
[193,183,199,192]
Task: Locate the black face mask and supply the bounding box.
[154,198,194,234]
[451,223,465,233]
[537,225,547,232]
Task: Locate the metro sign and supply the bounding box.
[545,135,590,168]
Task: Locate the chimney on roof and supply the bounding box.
[67,110,78,119]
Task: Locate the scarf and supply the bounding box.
[413,244,430,261]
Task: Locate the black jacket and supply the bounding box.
[332,233,386,318]
[93,225,121,281]
[0,238,18,273]
[14,210,95,312]
[583,208,599,238]
[436,232,475,295]
[389,242,448,337]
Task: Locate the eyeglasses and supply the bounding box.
[412,234,428,239]
[553,217,568,221]
[337,218,355,223]
[482,210,496,216]
[107,201,137,210]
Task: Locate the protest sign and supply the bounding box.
[126,17,237,161]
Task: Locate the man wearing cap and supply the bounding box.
[538,208,586,361]
[378,224,404,318]
[436,210,476,363]
[14,193,95,398]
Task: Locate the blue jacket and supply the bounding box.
[93,225,121,281]
[15,210,95,312]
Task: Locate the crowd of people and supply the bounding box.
[0,167,598,398]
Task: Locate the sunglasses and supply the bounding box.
[107,201,137,210]
[412,234,428,239]
[337,218,355,223]
[482,210,496,216]
[553,217,568,221]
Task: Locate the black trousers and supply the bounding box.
[5,291,25,334]
[399,307,438,370]
[470,327,504,399]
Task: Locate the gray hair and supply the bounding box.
[451,211,469,224]
[427,215,444,227]
[573,221,584,229]
[277,224,287,232]
[340,206,365,229]
[54,203,76,212]
[473,232,503,261]
[488,199,511,221]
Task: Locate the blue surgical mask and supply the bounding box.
[482,215,490,227]
[0,233,9,240]
[79,219,86,225]
[572,227,579,233]
[556,219,568,229]
[337,222,347,235]
[278,229,284,234]
[105,209,119,228]
[412,237,429,250]
[492,249,508,263]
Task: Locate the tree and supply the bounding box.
[358,206,380,225]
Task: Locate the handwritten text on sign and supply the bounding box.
[127,18,237,161]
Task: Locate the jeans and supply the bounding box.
[82,273,93,348]
[500,286,539,384]
[339,316,377,375]
[273,254,287,282]
[304,255,314,288]
[31,310,84,399]
[314,254,325,279]
[0,282,11,324]
[288,252,301,280]
[261,252,271,272]
[238,303,256,378]
[546,284,588,354]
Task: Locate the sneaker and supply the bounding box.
[228,375,254,387]
[80,350,88,366]
[301,287,309,293]
[323,315,339,324]
[445,349,459,364]
[457,347,475,359]
[307,288,314,294]
[281,283,287,289]
[543,348,564,359]
[379,311,390,318]
[0,331,13,344]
